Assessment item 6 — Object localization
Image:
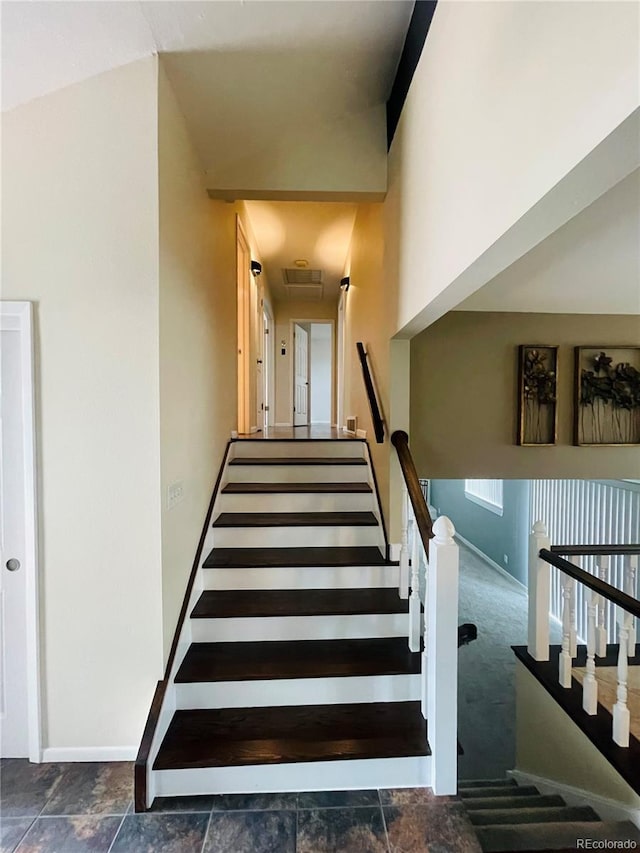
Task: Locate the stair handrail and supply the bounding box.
[356,342,385,444]
[540,548,640,618]
[528,521,639,752]
[391,429,434,559]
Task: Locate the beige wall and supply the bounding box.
[273,300,337,425]
[158,64,237,664]
[387,1,639,337]
[410,312,640,479]
[342,204,394,526]
[1,58,163,751]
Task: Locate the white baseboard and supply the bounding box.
[274,422,292,427]
[389,542,401,562]
[42,746,137,762]
[455,532,527,592]
[250,426,258,433]
[509,769,640,829]
[356,428,367,439]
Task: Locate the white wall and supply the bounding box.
[1,58,163,753]
[158,63,238,664]
[310,324,332,424]
[388,0,640,336]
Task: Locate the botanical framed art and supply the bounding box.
[517,345,558,446]
[575,346,640,446]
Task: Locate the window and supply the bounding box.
[464,480,503,515]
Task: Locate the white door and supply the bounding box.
[293,323,309,427]
[262,310,270,432]
[0,302,39,759]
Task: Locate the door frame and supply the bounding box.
[0,301,42,762]
[336,289,347,430]
[236,218,251,435]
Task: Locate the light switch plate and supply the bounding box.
[167,480,184,510]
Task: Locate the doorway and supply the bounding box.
[291,321,334,427]
[0,301,40,761]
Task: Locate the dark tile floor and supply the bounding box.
[0,760,482,853]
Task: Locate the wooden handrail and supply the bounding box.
[551,544,640,556]
[356,342,384,444]
[539,548,640,619]
[391,429,434,557]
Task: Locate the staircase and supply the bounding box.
[460,778,640,851]
[137,437,435,809]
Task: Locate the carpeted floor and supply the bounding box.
[457,543,561,781]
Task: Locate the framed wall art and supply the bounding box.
[517,345,558,446]
[575,346,640,446]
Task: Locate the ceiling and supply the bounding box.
[456,169,640,316]
[244,201,357,304]
[2,2,412,196]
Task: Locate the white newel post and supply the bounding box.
[596,555,609,658]
[626,555,637,655]
[427,516,459,796]
[528,521,550,661]
[399,487,409,600]
[613,608,632,748]
[583,589,598,715]
[408,511,421,653]
[559,573,573,688]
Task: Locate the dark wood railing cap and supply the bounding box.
[539,548,640,619]
[551,544,640,556]
[356,342,385,444]
[391,430,434,558]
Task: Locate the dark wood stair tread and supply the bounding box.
[203,546,395,569]
[191,588,409,619]
[212,511,378,528]
[153,702,430,770]
[229,457,366,466]
[222,482,372,494]
[175,638,421,683]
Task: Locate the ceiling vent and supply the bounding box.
[283,268,323,285]
[285,284,324,301]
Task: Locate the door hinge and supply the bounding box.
[265,405,270,412]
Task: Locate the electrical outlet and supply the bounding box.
[167,480,184,510]
[503,554,509,565]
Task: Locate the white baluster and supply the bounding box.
[399,486,409,600]
[528,521,550,661]
[583,589,598,715]
[626,555,637,656]
[559,574,573,688]
[613,609,632,747]
[427,516,459,796]
[596,555,609,657]
[569,576,577,659]
[409,505,421,653]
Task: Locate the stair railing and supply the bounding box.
[391,429,460,795]
[356,342,385,443]
[529,522,640,748]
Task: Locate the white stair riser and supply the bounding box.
[153,756,431,801]
[203,565,400,590]
[228,465,369,484]
[212,526,380,548]
[231,441,365,460]
[218,492,374,513]
[176,674,420,709]
[191,613,409,642]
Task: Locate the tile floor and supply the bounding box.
[0,760,482,853]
